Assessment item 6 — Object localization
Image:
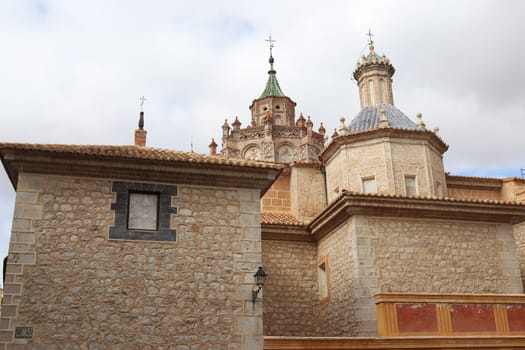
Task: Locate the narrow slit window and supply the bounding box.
[379,79,385,103]
[318,261,329,301]
[368,80,375,105]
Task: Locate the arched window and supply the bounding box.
[368,80,375,105]
[379,79,385,104]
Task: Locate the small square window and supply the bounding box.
[405,176,417,196]
[110,182,177,242]
[128,192,159,230]
[362,177,377,194]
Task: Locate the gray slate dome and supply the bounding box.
[348,104,417,133]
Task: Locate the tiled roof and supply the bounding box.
[339,189,525,207]
[348,104,416,133]
[261,212,304,226]
[0,143,283,170]
[446,174,504,181]
[259,72,285,99]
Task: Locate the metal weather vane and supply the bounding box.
[366,28,374,45]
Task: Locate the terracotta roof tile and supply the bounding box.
[339,189,525,207]
[261,212,304,226]
[0,143,283,170]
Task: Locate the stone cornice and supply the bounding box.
[446,174,503,191]
[353,61,395,81]
[1,148,282,194]
[249,95,297,110]
[289,162,321,169]
[321,128,448,163]
[261,223,313,242]
[374,292,525,305]
[309,191,525,240]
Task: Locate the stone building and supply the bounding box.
[1,41,525,349]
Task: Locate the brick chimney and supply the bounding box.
[208,138,218,155]
[134,111,147,147]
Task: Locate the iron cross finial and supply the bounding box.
[265,34,276,55]
[139,96,146,112]
[366,28,374,45]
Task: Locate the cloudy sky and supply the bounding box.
[0,0,524,282]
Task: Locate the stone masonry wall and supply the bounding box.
[447,188,501,201]
[325,141,387,203]
[261,240,318,336]
[369,217,523,294]
[346,215,523,337]
[315,221,359,336]
[325,138,446,202]
[0,173,264,349]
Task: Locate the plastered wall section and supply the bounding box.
[348,215,524,336]
[0,173,264,350]
[289,167,325,223]
[261,240,319,336]
[261,173,291,214]
[315,221,361,336]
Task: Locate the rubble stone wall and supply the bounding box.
[261,240,318,336]
[315,221,360,336]
[1,173,264,349]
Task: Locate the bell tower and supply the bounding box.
[248,35,296,128]
[217,36,325,164]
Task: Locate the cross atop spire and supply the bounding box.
[366,28,374,46]
[265,34,276,55]
[139,96,146,112]
[265,34,276,71]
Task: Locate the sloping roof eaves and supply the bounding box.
[0,143,284,193]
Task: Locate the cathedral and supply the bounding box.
[1,39,525,349]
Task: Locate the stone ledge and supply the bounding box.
[264,336,525,349]
[374,292,525,305]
